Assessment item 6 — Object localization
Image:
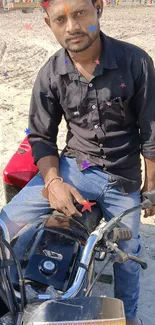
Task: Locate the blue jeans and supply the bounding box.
[0,156,141,321]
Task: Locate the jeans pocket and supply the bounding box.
[108,175,118,186]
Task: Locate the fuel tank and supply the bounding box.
[10,202,103,293]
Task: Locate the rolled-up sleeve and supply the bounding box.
[28,60,63,165]
[131,52,155,158]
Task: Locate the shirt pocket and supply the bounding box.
[103,96,132,131]
[63,94,90,127]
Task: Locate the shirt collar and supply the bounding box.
[54,31,118,76]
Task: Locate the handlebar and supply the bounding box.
[60,193,153,299]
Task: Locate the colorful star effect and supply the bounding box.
[25,23,32,30]
[81,199,97,212]
[81,161,91,169]
[120,83,126,88]
[2,72,8,77]
[42,1,51,8]
[24,128,30,135]
[95,59,100,65]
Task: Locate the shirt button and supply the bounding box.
[94,124,99,129]
[99,143,103,148]
[92,105,96,110]
[73,111,80,116]
[89,83,93,87]
[102,155,106,159]
[104,167,107,171]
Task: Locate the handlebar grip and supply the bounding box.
[110,228,132,243]
[117,228,132,241]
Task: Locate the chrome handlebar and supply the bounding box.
[61,202,147,299]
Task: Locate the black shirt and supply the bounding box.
[28,31,155,194]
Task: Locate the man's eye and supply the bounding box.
[56,17,65,23]
[77,10,86,16]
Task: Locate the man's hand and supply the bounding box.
[143,202,155,218]
[142,182,155,217]
[44,179,85,218]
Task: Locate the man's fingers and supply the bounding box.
[71,208,82,217]
[57,206,71,218]
[70,187,85,204]
[65,199,82,217]
[144,208,151,218]
[144,207,155,218]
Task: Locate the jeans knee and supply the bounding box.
[0,210,23,240]
[118,235,141,256]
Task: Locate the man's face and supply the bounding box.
[45,0,102,53]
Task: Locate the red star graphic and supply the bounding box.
[81,199,97,212]
[25,23,32,30]
[95,59,100,65]
[42,1,51,8]
[120,83,126,88]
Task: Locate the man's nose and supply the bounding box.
[65,17,81,33]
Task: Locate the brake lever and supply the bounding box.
[127,254,148,270]
[106,241,148,270]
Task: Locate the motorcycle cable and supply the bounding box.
[0,236,21,314]
[85,255,112,297]
[1,238,27,311]
[0,286,10,310]
[0,241,17,320]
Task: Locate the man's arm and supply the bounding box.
[28,61,63,173]
[143,158,155,192]
[28,61,85,217]
[37,156,60,184]
[131,51,155,216]
[142,158,155,217]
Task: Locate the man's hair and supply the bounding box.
[40,0,97,7]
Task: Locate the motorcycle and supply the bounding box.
[0,137,154,325]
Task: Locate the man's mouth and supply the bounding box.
[68,35,85,41]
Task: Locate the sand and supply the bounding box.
[0,3,155,323]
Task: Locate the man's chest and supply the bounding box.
[57,70,136,131]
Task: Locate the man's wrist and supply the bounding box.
[42,177,63,199]
[45,176,63,189]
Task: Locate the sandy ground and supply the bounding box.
[0,3,155,323]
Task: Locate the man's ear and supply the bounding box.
[94,0,104,18]
[44,17,51,28]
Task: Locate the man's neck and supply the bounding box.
[68,33,102,66]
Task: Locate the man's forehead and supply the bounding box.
[46,0,94,17]
[49,0,92,8]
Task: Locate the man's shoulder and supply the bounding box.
[109,35,150,61]
[39,48,65,74]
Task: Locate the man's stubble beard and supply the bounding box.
[65,29,100,53]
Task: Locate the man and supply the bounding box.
[1,0,155,323]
